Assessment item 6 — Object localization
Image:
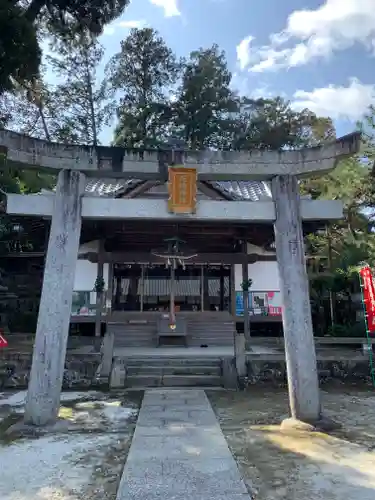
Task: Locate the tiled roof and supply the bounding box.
[84,178,272,201]
[43,177,311,202]
[40,178,142,197]
[212,181,272,201]
[84,179,141,197]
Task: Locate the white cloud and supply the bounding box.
[150,0,181,17]
[292,78,375,120]
[230,73,285,100]
[236,36,254,70]
[238,0,375,72]
[102,19,147,35]
[103,25,116,35]
[118,20,147,29]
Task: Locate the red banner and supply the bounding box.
[360,267,375,333]
[0,332,8,348]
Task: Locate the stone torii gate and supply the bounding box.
[0,129,360,427]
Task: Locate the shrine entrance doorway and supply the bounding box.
[112,263,231,313]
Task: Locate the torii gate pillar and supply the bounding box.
[272,175,321,426]
[24,170,86,426]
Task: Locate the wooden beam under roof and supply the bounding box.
[81,252,276,264]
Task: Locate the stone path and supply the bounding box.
[116,389,251,500]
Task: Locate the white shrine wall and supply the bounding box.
[234,261,280,292]
[74,240,109,292]
[234,244,282,314]
[234,243,280,291]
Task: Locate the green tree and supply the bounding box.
[172,45,238,149]
[0,77,58,139]
[356,105,375,212]
[170,46,334,151]
[46,35,111,145]
[1,34,111,145]
[0,158,55,332]
[0,1,41,93]
[232,97,335,151]
[24,0,130,34]
[106,27,180,148]
[0,0,130,93]
[302,157,373,332]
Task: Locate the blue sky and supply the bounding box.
[90,0,375,143]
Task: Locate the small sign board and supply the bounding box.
[168,166,197,214]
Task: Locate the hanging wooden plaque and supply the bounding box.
[168,166,197,214]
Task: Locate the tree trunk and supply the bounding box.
[84,49,98,146]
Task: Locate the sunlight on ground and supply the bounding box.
[208,387,375,500]
[0,390,140,500]
[259,425,375,494]
[1,434,114,500]
[58,406,74,419]
[2,387,375,499]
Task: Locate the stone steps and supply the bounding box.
[126,365,222,376]
[188,322,235,347]
[110,322,157,348]
[111,356,224,388]
[125,357,221,367]
[125,374,222,388]
[109,315,235,348]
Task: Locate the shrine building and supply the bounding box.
[1,129,362,424]
[1,129,359,352]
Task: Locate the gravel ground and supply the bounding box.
[3,385,375,500]
[208,384,375,500]
[0,390,142,500]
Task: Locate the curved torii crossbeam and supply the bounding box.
[0,129,361,180]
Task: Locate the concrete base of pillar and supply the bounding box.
[110,359,126,389]
[6,417,72,438]
[245,341,252,352]
[98,331,115,383]
[281,416,341,433]
[234,333,246,378]
[222,358,238,389]
[94,336,103,353]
